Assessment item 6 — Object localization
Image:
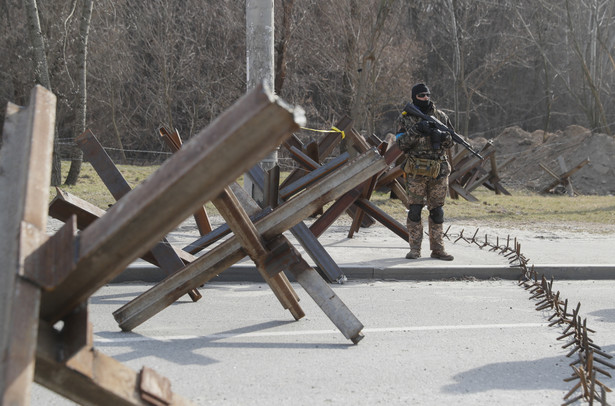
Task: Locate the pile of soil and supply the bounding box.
[471,125,615,195]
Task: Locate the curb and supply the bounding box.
[112,263,615,284]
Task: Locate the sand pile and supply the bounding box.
[471,125,615,195]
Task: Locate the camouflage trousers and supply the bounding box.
[405,174,449,253]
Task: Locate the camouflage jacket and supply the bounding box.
[396,103,455,178]
[396,103,455,161]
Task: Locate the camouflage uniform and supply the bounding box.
[396,103,454,259]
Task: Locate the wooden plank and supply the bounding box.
[35,323,194,405]
[49,189,196,265]
[286,248,364,344]
[77,130,202,302]
[158,126,300,310]
[449,182,479,202]
[354,198,409,241]
[213,188,304,320]
[310,189,362,238]
[0,86,56,404]
[112,149,386,331]
[250,162,346,283]
[159,127,212,235]
[40,84,305,322]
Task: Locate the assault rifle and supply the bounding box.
[403,102,484,160]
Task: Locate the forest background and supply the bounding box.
[1,0,614,186]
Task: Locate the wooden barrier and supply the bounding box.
[158,127,304,319]
[540,155,589,196]
[448,141,513,201]
[76,129,202,301]
[1,84,302,405]
[302,121,409,241]
[111,148,387,340]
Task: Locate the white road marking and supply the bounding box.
[94,322,545,344]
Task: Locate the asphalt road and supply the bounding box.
[31,279,615,405]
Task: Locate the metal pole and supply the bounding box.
[245,0,276,199]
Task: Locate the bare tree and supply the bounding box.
[515,0,614,135]
[24,0,62,185]
[65,0,94,185]
[276,0,418,139]
[6,0,615,171]
[411,1,523,137]
[349,0,396,135]
[564,0,611,133]
[274,0,294,94]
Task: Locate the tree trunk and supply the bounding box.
[24,0,62,185]
[65,0,94,185]
[564,0,610,134]
[349,0,394,140]
[274,0,294,95]
[446,0,461,129]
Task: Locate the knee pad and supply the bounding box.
[407,204,423,223]
[429,206,444,224]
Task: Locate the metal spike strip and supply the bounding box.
[447,227,614,405]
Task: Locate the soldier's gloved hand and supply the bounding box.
[438,130,452,143]
[416,120,434,136]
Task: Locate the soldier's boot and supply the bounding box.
[429,218,454,261]
[405,219,423,259]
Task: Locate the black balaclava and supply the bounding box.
[411,83,433,114]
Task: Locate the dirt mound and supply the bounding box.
[475,125,615,195]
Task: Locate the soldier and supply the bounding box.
[396,83,455,261]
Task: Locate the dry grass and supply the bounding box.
[51,162,615,232]
[371,188,615,233]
